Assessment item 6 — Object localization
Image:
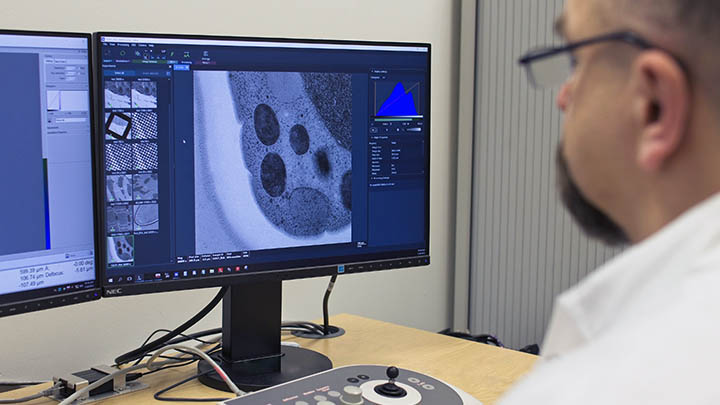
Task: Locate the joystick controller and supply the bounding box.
[374,366,407,398]
[221,364,483,404]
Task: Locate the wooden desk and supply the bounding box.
[0,314,537,404]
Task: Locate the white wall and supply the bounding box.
[0,0,462,379]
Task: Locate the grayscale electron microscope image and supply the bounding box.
[107,174,133,202]
[133,173,158,201]
[132,143,158,170]
[105,143,133,172]
[105,81,131,108]
[107,204,133,233]
[193,71,352,254]
[107,235,133,264]
[105,112,132,140]
[132,112,158,139]
[132,81,158,108]
[134,203,159,231]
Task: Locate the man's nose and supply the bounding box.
[556,80,572,112]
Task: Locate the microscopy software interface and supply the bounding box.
[99,35,429,285]
[0,34,95,307]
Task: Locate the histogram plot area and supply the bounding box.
[374,81,421,116]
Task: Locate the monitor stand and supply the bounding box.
[197,281,333,392]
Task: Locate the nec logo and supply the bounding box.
[106,288,123,295]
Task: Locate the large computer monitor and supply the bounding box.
[95,32,430,390]
[0,30,99,318]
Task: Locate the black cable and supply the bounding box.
[281,321,325,334]
[322,274,338,335]
[153,370,230,402]
[115,286,227,366]
[139,329,218,348]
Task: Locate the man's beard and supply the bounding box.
[556,145,629,246]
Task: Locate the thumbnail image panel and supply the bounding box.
[106,174,133,202]
[107,204,133,233]
[133,173,158,201]
[105,143,133,172]
[131,81,157,108]
[193,70,352,254]
[133,203,159,231]
[132,143,158,171]
[105,112,132,140]
[132,112,158,139]
[105,81,131,108]
[107,235,134,264]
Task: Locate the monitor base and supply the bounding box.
[197,346,332,392]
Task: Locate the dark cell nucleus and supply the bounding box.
[287,187,330,236]
[289,124,310,155]
[254,103,280,145]
[341,170,352,211]
[260,153,286,197]
[314,149,331,177]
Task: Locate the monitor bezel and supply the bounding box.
[93,31,431,298]
[0,29,101,318]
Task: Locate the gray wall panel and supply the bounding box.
[469,0,622,349]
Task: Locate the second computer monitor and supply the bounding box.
[95,32,430,295]
[0,30,98,317]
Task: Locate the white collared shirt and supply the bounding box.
[499,192,720,404]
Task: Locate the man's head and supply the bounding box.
[550,0,720,245]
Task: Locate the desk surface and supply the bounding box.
[1,314,537,404]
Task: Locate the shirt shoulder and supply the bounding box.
[499,268,720,405]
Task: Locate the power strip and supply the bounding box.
[51,365,148,404]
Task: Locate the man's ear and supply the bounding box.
[632,50,690,172]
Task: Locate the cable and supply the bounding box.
[140,329,219,348]
[115,286,227,366]
[281,321,325,335]
[0,381,48,386]
[322,274,338,335]
[131,330,222,366]
[139,344,222,378]
[153,370,230,402]
[0,383,60,404]
[146,344,244,396]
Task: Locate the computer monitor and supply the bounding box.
[95,32,430,390]
[0,30,99,318]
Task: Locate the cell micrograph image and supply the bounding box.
[106,204,133,233]
[105,81,131,108]
[193,70,352,254]
[132,81,158,108]
[134,203,159,231]
[105,112,132,140]
[133,173,159,201]
[132,143,158,170]
[107,235,134,264]
[132,112,158,139]
[105,143,133,172]
[106,174,133,202]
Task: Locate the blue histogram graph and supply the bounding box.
[375,81,420,116]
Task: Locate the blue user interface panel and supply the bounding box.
[97,34,430,290]
[0,32,96,314]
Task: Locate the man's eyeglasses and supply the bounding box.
[518,31,676,88]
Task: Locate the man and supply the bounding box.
[503,0,720,402]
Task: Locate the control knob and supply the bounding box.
[340,385,363,404]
